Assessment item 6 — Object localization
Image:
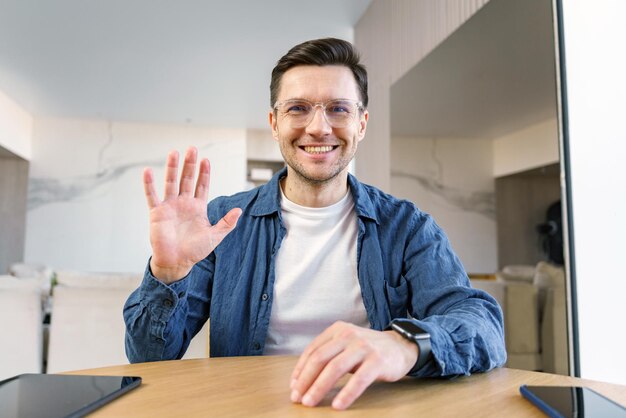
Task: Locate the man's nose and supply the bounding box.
[305,106,333,136]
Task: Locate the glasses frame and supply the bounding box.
[273,98,365,129]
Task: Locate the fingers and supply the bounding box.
[290,339,346,402]
[163,150,180,199]
[290,323,360,407]
[291,324,415,410]
[194,158,211,201]
[298,349,364,409]
[162,147,208,201]
[291,324,337,384]
[143,167,160,209]
[179,147,197,196]
[332,361,379,410]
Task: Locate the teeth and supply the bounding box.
[303,146,334,154]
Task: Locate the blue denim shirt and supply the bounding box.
[124,169,506,377]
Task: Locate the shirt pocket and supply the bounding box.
[384,275,410,319]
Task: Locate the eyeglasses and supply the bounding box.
[273,99,364,129]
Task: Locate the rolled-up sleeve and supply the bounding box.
[123,256,214,363]
[404,214,507,377]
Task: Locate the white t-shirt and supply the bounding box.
[263,187,370,355]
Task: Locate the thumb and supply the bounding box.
[222,207,242,228]
[210,207,242,244]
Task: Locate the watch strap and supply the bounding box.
[387,319,432,372]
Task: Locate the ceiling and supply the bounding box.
[391,0,558,139]
[0,1,371,129]
[0,146,17,158]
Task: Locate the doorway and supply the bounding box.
[389,0,568,374]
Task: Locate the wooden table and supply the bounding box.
[66,356,626,417]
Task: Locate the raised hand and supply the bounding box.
[143,147,242,284]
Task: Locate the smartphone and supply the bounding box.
[520,385,626,418]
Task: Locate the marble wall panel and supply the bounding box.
[25,117,247,273]
[391,136,497,273]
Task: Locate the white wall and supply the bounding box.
[391,137,497,273]
[493,118,559,177]
[355,0,490,191]
[0,88,32,160]
[560,0,626,385]
[356,0,495,274]
[246,129,283,162]
[25,117,246,273]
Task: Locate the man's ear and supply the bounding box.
[357,110,369,142]
[269,110,279,140]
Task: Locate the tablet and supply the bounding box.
[0,373,141,418]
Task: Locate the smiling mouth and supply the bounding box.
[301,145,338,154]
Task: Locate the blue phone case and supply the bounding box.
[520,384,626,418]
[520,384,565,418]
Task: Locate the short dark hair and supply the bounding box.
[270,38,368,109]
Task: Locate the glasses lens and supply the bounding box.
[324,100,358,128]
[276,100,312,127]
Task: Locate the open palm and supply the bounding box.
[143,147,241,283]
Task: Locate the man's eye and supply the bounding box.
[286,104,309,113]
[327,102,352,114]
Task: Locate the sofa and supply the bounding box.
[47,270,209,373]
[471,262,568,375]
[2,265,209,377]
[0,275,45,380]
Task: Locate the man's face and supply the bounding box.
[269,65,368,185]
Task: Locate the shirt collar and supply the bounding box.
[347,172,379,224]
[248,167,379,224]
[248,167,285,217]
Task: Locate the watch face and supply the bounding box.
[393,320,430,339]
[395,320,425,334]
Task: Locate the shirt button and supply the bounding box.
[163,299,173,307]
[261,293,269,301]
[253,342,261,350]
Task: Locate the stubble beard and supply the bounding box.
[278,133,357,187]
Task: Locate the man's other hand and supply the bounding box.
[290,321,419,410]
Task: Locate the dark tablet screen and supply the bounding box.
[0,374,141,418]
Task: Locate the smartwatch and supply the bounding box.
[387,318,432,372]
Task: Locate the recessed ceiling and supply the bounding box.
[0,1,371,129]
[0,146,19,158]
[391,0,558,139]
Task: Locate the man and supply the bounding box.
[124,38,506,410]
